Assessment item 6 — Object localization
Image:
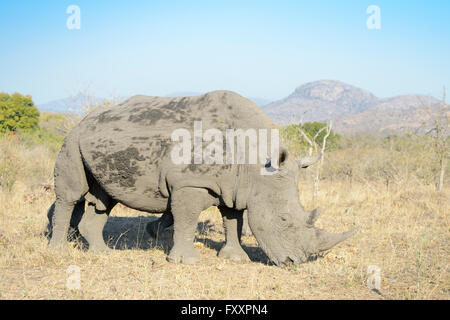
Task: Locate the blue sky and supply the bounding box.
[0,0,449,104]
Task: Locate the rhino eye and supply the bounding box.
[278,213,292,227]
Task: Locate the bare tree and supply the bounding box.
[297,127,315,156]
[427,87,449,191]
[61,83,124,133]
[296,120,333,202]
[313,121,332,201]
[68,83,122,114]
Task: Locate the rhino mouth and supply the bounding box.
[268,251,307,266]
[274,250,332,266]
[269,255,304,266]
[247,204,360,267]
[279,256,298,266]
[283,257,296,265]
[258,227,360,267]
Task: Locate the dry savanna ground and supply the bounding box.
[0,135,449,300]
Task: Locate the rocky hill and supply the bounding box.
[264,80,378,123]
[334,105,448,135]
[263,80,443,134]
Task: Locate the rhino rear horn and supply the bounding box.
[315,226,360,252]
[296,155,320,168]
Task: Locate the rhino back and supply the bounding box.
[78,90,275,211]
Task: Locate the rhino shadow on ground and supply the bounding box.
[194,219,270,264]
[104,216,270,264]
[45,213,270,264]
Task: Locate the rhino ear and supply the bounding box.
[278,148,289,167]
[265,148,289,169]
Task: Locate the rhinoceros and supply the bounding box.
[49,90,358,265]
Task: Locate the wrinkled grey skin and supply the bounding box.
[48,90,358,265]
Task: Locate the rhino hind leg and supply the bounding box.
[45,200,84,241]
[146,212,174,239]
[48,201,79,250]
[78,203,112,253]
[167,188,218,264]
[68,200,85,240]
[218,207,250,262]
[78,178,117,253]
[49,128,89,251]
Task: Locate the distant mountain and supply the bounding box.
[263,80,442,134]
[38,97,78,113]
[37,94,106,113]
[251,97,272,107]
[373,95,439,110]
[334,105,448,135]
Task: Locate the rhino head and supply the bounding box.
[246,149,359,266]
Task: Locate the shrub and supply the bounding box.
[280,122,341,157]
[0,92,40,133]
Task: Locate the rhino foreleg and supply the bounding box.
[167,188,218,264]
[218,207,250,262]
[241,209,252,236]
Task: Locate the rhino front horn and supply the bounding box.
[296,155,320,168]
[315,226,360,252]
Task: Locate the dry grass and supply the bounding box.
[0,135,448,300]
[0,178,448,299]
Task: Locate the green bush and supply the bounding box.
[280,122,341,157]
[0,92,40,133]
